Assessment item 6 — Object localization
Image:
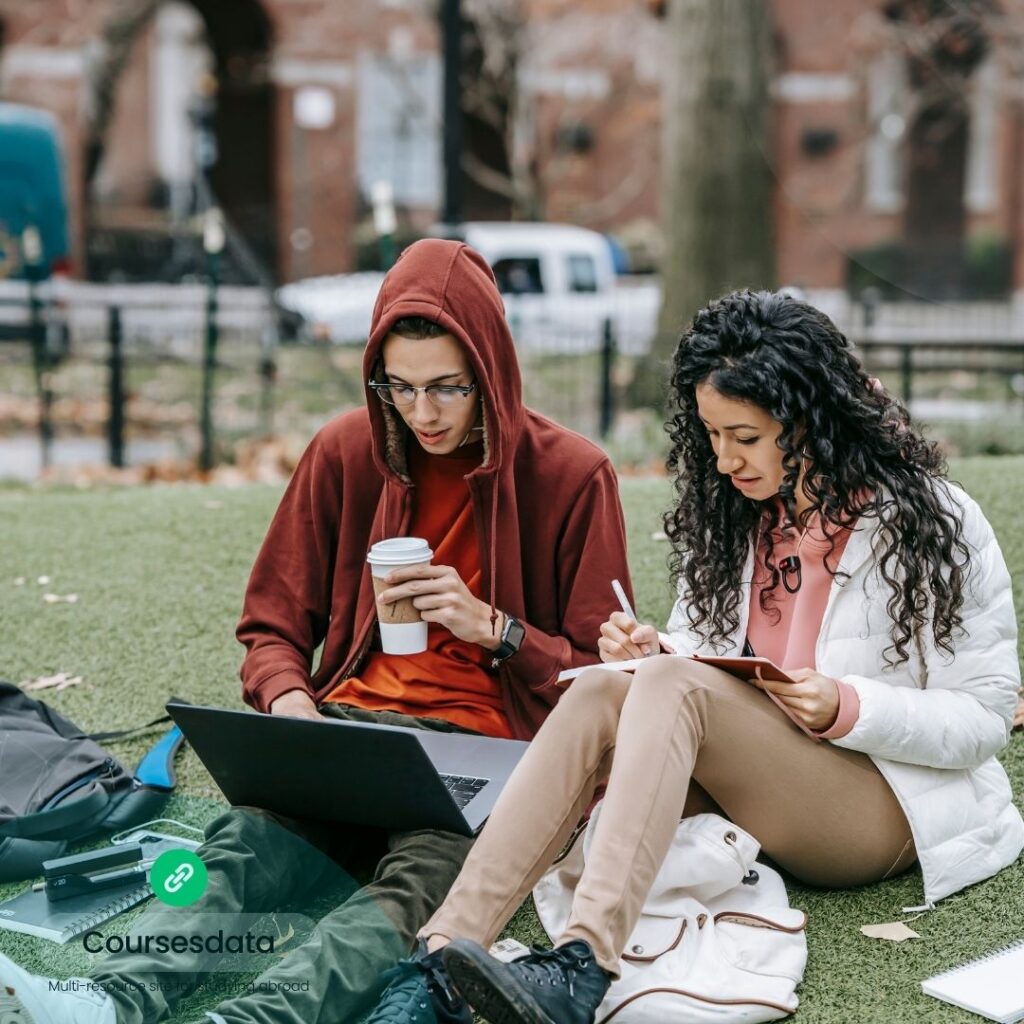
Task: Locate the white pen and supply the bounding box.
[611,578,653,657]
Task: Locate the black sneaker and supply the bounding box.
[442,938,611,1024]
[362,940,472,1024]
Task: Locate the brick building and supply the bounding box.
[0,0,1020,297]
[771,0,1024,301]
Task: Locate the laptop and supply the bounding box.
[166,701,528,837]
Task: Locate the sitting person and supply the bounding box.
[364,288,1023,1024]
[0,239,632,1024]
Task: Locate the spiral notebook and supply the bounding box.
[921,939,1024,1022]
[0,882,152,944]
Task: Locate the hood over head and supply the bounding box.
[362,238,524,482]
[362,238,526,632]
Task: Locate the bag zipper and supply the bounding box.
[42,757,117,809]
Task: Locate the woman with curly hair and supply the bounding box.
[364,290,1022,1024]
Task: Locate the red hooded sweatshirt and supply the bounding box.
[237,239,632,740]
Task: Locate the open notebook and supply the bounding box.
[921,939,1024,1023]
[557,654,821,741]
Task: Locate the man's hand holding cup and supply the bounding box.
[376,562,501,650]
[598,612,660,662]
[369,538,503,654]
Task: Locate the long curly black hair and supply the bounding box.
[664,290,970,667]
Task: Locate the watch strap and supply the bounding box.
[490,614,525,665]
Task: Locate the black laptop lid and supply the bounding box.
[167,702,472,836]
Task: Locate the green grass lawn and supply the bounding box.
[1,459,1023,1023]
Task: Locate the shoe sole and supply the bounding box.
[0,987,35,1024]
[442,943,557,1024]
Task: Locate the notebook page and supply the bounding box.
[922,941,1024,1023]
[556,657,651,684]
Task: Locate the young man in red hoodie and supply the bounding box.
[0,239,632,1024]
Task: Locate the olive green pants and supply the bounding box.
[93,706,475,1024]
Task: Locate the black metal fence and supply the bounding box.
[0,279,278,478]
[0,281,631,480]
[844,292,1024,408]
[2,281,1024,482]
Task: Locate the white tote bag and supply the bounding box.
[532,807,808,1024]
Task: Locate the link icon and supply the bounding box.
[150,849,208,906]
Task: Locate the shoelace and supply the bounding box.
[515,945,592,998]
[378,954,460,1013]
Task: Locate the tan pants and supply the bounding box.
[422,656,916,974]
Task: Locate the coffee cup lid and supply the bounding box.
[367,537,434,566]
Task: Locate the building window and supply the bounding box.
[356,53,441,209]
[964,56,998,214]
[865,50,908,214]
[151,2,212,220]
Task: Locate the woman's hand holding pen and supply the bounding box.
[600,578,660,661]
[598,612,660,662]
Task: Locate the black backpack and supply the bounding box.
[0,681,184,882]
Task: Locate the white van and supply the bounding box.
[456,223,621,352]
[277,222,659,354]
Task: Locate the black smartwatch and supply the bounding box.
[490,614,525,667]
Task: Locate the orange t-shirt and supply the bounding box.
[324,439,512,738]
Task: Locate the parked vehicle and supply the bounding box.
[0,102,72,348]
[0,103,70,281]
[277,222,660,354]
[453,222,657,353]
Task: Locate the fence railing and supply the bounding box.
[2,280,1024,480]
[848,333,1024,406]
[0,281,626,479]
[0,279,277,476]
[838,292,1024,409]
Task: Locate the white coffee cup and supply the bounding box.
[367,538,434,655]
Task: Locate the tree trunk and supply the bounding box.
[631,0,775,408]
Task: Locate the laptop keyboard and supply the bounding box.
[439,774,490,809]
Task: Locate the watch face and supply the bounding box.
[505,618,526,649]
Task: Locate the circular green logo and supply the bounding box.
[149,850,208,906]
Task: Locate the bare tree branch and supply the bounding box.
[461,150,523,201]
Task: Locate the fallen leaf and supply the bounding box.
[13,577,25,586]
[203,500,224,510]
[42,593,79,604]
[23,672,85,692]
[36,575,51,585]
[651,530,668,542]
[860,922,921,942]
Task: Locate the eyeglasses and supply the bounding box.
[368,379,478,408]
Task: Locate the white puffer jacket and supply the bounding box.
[660,480,1023,906]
